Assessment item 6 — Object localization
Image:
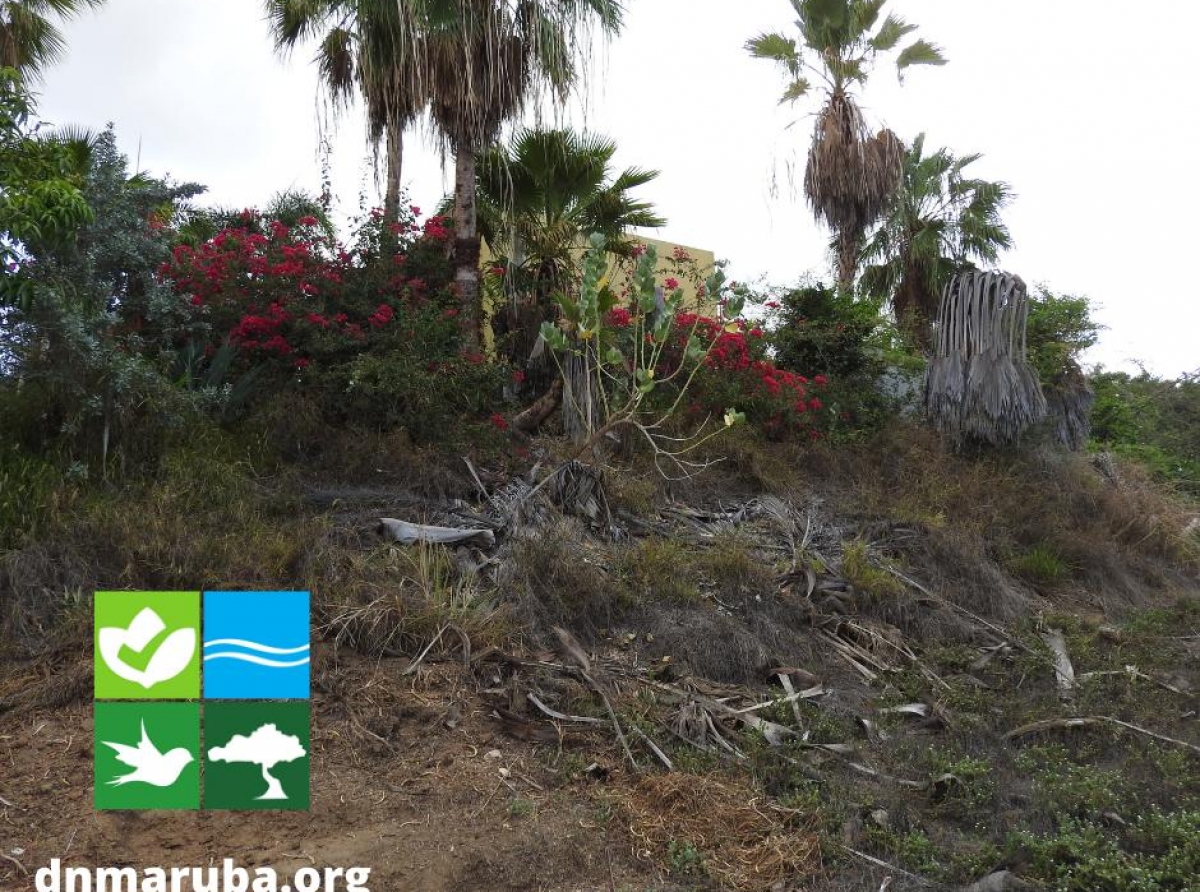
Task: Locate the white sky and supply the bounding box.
[35,0,1200,376]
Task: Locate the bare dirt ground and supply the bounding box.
[0,648,690,892]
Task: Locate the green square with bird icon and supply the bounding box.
[93,702,200,810]
[203,702,310,811]
[94,591,201,700]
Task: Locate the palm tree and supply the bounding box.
[416,0,623,350]
[264,0,424,223]
[475,127,663,405]
[477,127,664,289]
[859,133,1013,343]
[747,0,945,291]
[0,0,105,80]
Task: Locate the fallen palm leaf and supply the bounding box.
[377,518,496,548]
[1041,629,1075,701]
[1006,716,1200,754]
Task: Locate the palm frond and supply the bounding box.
[896,38,946,71]
[869,13,915,52]
[779,78,812,104]
[924,270,1046,447]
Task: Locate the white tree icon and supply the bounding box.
[208,724,306,800]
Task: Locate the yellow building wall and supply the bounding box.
[609,236,719,315]
[481,234,719,355]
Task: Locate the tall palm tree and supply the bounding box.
[416,0,623,350]
[264,0,425,222]
[859,133,1013,343]
[476,126,663,380]
[747,0,945,291]
[0,0,105,79]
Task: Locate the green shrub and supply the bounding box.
[330,352,508,444]
[1015,810,1200,892]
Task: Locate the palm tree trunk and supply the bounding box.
[835,229,861,294]
[452,146,482,350]
[383,119,404,223]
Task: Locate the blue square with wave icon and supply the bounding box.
[202,592,310,699]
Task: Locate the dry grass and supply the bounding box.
[314,539,508,658]
[616,772,820,892]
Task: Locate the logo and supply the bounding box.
[204,704,310,810]
[203,591,310,699]
[93,702,201,810]
[94,592,200,699]
[92,591,310,811]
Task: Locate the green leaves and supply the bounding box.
[750,0,944,95]
[869,13,916,52]
[779,79,812,104]
[746,32,799,65]
[896,38,947,71]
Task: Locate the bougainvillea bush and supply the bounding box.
[664,311,831,440]
[162,203,508,441]
[543,236,832,448]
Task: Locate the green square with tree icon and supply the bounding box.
[93,702,200,810]
[94,591,201,700]
[203,702,310,811]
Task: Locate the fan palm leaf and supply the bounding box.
[860,133,1013,342]
[0,0,105,80]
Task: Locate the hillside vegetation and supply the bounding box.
[2,1,1199,889]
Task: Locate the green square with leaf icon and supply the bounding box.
[93,702,200,810]
[94,591,200,700]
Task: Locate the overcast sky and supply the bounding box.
[35,0,1200,377]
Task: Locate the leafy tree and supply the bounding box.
[1,125,207,469]
[1025,287,1101,450]
[859,133,1013,343]
[1091,367,1200,494]
[747,0,945,291]
[1025,287,1100,387]
[264,0,424,222]
[476,127,664,368]
[0,0,105,80]
[0,67,93,294]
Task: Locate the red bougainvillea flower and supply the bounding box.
[297,216,319,227]
[489,265,506,277]
[765,300,780,309]
[409,205,422,215]
[606,307,633,328]
[443,308,460,319]
[664,277,680,291]
[814,374,828,387]
[490,412,509,431]
[368,303,395,328]
[295,357,311,369]
[808,397,823,411]
[750,327,764,338]
[511,369,526,384]
[631,243,647,258]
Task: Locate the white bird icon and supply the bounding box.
[102,721,194,788]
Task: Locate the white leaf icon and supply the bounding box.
[98,607,196,689]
